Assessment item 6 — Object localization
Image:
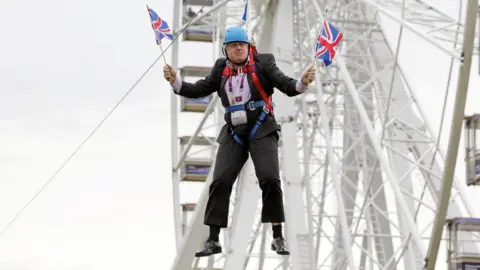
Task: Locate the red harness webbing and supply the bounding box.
[221,46,273,114]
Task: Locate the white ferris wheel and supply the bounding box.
[168,0,480,269]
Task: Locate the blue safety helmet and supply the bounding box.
[223,26,249,44]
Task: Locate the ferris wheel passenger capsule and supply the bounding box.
[464,113,480,186]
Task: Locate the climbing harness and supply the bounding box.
[221,46,275,146]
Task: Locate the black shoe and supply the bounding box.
[271,237,290,255]
[194,240,222,257]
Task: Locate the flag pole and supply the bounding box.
[157,37,173,83]
[243,0,254,46]
[158,40,168,65]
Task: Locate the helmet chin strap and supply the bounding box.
[230,58,248,66]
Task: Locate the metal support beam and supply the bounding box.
[423,0,478,268]
[296,0,328,268]
[301,0,356,267]
[171,170,213,270]
[174,95,219,170]
[314,68,356,270]
[362,0,463,62]
[173,0,233,33]
[223,160,261,269]
[311,0,428,259]
[271,0,311,268]
[170,0,182,252]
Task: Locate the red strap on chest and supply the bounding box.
[222,46,273,113]
[221,64,255,77]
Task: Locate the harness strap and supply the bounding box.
[248,47,273,114]
[226,100,266,113]
[229,109,270,146]
[221,63,255,77]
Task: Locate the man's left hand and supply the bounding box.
[301,64,315,86]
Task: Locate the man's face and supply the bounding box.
[225,42,248,64]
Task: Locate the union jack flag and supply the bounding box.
[147,6,174,44]
[315,20,343,67]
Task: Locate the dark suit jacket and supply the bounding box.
[174,53,302,144]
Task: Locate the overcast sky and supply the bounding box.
[0,0,479,269]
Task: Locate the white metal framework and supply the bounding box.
[169,0,479,269]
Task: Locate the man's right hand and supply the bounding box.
[163,64,176,83]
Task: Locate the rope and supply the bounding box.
[0,0,213,240]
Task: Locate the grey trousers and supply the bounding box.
[204,132,286,228]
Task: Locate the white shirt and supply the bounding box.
[224,74,251,106]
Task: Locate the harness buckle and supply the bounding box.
[237,67,244,75]
[247,101,256,111]
[263,105,270,114]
